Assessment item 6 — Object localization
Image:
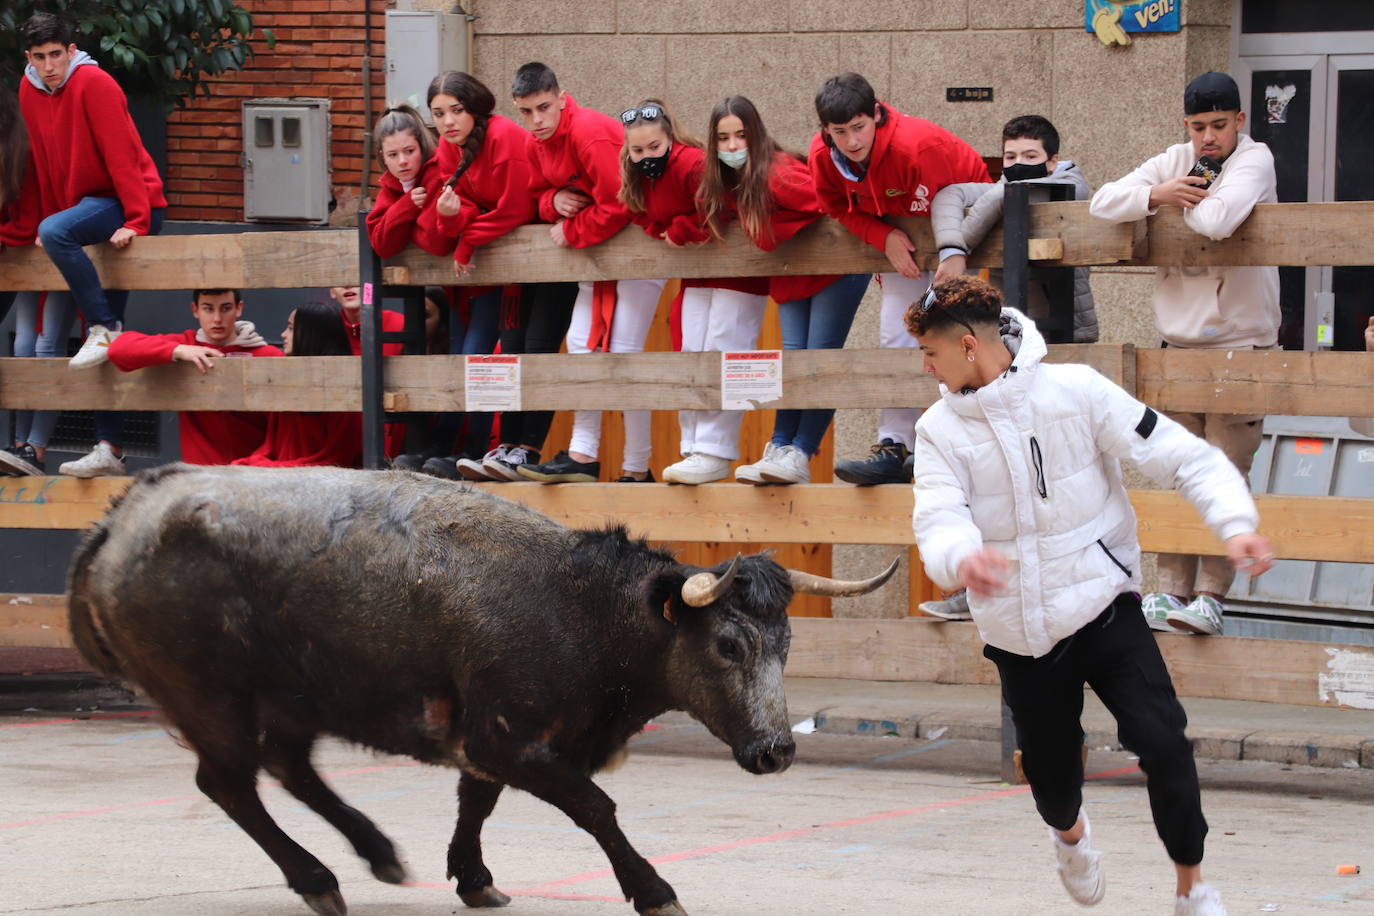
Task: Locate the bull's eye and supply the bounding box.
[716,638,740,661]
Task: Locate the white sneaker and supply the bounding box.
[1050,810,1105,906]
[59,442,125,478]
[663,453,731,485]
[483,446,537,481]
[69,324,121,370]
[1175,883,1226,916]
[918,590,971,620]
[735,443,781,485]
[758,444,810,484]
[456,446,505,481]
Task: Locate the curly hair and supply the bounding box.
[904,276,1003,337]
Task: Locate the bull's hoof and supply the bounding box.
[459,885,511,908]
[302,889,347,916]
[640,901,688,916]
[370,861,408,885]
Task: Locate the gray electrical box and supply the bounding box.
[242,99,332,224]
[384,11,470,120]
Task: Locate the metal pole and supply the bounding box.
[357,213,386,469]
[1002,181,1031,315]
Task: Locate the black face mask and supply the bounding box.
[632,144,671,180]
[1002,161,1050,182]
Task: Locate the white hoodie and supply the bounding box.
[1089,135,1280,349]
[912,309,1259,658]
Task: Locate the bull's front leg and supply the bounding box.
[447,772,511,908]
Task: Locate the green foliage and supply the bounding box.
[0,0,275,110]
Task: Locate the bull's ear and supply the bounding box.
[643,568,688,624]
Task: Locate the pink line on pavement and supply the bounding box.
[406,880,621,902]
[0,711,155,729]
[518,763,1142,892]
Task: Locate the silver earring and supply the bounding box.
[966,354,976,362]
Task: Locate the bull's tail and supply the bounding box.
[66,521,125,683]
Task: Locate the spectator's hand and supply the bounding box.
[436,186,462,218]
[884,228,921,279]
[956,547,1010,597]
[1364,316,1374,353]
[933,253,967,287]
[453,258,474,279]
[34,236,42,249]
[410,186,428,209]
[1226,532,1275,577]
[553,188,592,218]
[109,227,137,248]
[661,231,704,249]
[172,344,224,374]
[1148,176,1209,210]
[549,220,570,248]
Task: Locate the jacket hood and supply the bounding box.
[25,49,96,95]
[197,320,268,349]
[943,307,1047,417]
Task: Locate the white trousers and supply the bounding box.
[677,286,769,460]
[566,278,666,471]
[877,271,932,448]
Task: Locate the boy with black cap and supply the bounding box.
[1090,72,1279,639]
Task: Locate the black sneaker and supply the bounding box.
[391,449,443,473]
[0,444,44,477]
[615,469,656,483]
[517,450,600,483]
[421,455,462,480]
[833,438,912,485]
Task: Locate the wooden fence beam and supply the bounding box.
[1136,349,1374,416]
[3,476,1370,565]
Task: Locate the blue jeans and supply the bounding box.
[38,197,165,327]
[459,288,502,458]
[770,273,871,456]
[12,291,77,449]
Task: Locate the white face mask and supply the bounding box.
[717,147,748,170]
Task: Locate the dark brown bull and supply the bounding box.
[67,464,895,915]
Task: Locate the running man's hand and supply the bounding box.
[172,344,224,374]
[956,547,1010,597]
[1226,532,1275,577]
[884,228,921,279]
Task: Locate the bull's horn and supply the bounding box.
[681,553,743,607]
[789,557,900,597]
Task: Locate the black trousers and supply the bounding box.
[984,593,1208,866]
[495,281,577,451]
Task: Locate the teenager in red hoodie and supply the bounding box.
[694,95,873,488]
[809,73,990,485]
[511,63,667,483]
[20,13,169,478]
[108,289,284,464]
[365,104,447,259]
[234,302,362,469]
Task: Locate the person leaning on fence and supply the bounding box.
[413,71,538,482]
[511,62,666,484]
[808,72,991,486]
[106,289,283,465]
[19,13,168,479]
[1353,317,1374,438]
[693,95,871,487]
[1090,71,1280,638]
[365,103,446,262]
[0,85,40,330]
[232,302,363,469]
[909,276,1273,916]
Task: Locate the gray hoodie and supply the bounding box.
[931,161,1099,344]
[24,48,98,95]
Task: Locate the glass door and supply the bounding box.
[1325,55,1374,352]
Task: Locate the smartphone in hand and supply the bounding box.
[1186,155,1223,189]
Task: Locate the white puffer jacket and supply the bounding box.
[912,310,1259,658]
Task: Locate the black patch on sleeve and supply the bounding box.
[1135,406,1158,440]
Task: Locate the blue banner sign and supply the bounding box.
[1086,0,1181,35]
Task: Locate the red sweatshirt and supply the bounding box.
[20,61,166,233]
[808,104,989,251]
[108,328,283,465]
[424,115,538,266]
[527,95,632,248]
[342,308,407,356]
[366,155,450,258]
[0,154,40,248]
[738,152,837,303]
[232,411,363,469]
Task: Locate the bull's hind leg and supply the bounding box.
[447,773,510,907]
[262,727,408,885]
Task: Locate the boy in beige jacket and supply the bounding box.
[1090,72,1279,637]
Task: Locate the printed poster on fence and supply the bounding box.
[465,354,521,412]
[721,350,783,410]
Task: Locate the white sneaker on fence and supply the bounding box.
[918,590,971,620]
[58,443,125,478]
[1174,883,1227,916]
[1050,810,1105,906]
[484,446,537,481]
[757,444,810,484]
[1168,594,1224,636]
[1141,592,1184,632]
[663,453,731,485]
[69,324,121,370]
[456,446,505,481]
[735,443,781,485]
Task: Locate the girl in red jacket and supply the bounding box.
[364,104,445,259]
[696,96,872,486]
[234,303,362,469]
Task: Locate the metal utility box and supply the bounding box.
[242,99,332,224]
[384,11,470,119]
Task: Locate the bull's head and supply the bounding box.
[649,553,898,775]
